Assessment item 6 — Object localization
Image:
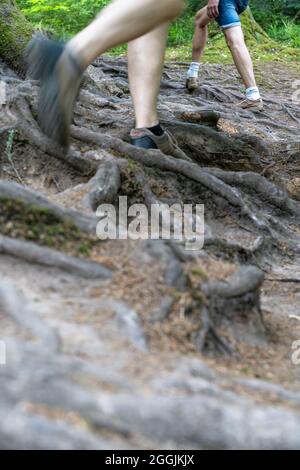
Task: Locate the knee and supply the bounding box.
[194,7,208,27]
[196,19,206,30]
[226,36,242,52]
[156,0,184,19]
[168,0,186,19]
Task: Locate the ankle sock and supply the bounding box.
[147,123,164,136]
[246,86,260,101]
[187,62,200,79]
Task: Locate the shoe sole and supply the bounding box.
[241,106,264,113]
[131,136,158,150]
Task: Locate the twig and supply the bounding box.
[5,129,23,184]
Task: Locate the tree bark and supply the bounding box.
[0,0,33,73]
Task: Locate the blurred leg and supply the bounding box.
[187,7,211,88]
[27,0,186,147]
[68,0,185,68]
[128,23,169,129]
[191,7,211,64]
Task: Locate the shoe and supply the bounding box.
[25,35,83,149]
[186,77,198,92]
[130,127,192,162]
[236,98,264,112]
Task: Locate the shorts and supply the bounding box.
[216,0,249,30]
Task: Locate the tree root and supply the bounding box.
[85,161,121,210]
[205,168,300,217]
[0,180,98,234]
[0,235,112,279]
[71,126,270,233]
[192,265,265,354]
[14,98,97,175]
[0,57,300,449]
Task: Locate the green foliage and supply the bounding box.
[0,0,33,71]
[250,0,300,47]
[16,0,300,59]
[268,18,300,47]
[17,0,109,38]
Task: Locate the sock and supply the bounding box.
[246,86,260,101]
[147,123,164,136]
[187,62,200,79]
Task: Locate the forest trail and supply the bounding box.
[0,57,300,449]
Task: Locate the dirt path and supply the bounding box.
[0,58,300,449]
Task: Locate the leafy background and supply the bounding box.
[16,0,300,60]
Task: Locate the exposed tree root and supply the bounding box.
[0,235,112,279]
[0,181,98,234]
[71,126,271,233]
[190,265,265,354]
[86,161,121,210]
[15,98,97,175]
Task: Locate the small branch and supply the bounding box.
[5,130,24,184]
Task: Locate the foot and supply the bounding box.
[130,127,192,162]
[236,98,264,112]
[186,77,199,92]
[25,35,83,149]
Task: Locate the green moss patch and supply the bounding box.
[0,0,33,71]
[0,197,96,257]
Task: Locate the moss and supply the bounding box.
[126,158,139,170]
[0,196,97,257]
[165,7,300,66]
[191,266,208,281]
[0,0,33,71]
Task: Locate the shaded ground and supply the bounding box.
[0,57,300,449]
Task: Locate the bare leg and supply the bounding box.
[28,0,186,147]
[223,26,257,89]
[192,7,211,63]
[128,24,168,129]
[127,23,190,159]
[68,0,185,69]
[187,7,211,85]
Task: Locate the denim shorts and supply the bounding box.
[216,0,249,29]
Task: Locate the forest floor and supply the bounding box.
[0,56,300,449]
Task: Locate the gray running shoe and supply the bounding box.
[25,35,83,149]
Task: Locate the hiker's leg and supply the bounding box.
[192,7,211,63]
[187,7,211,84]
[68,0,185,69]
[214,1,261,107]
[128,23,168,129]
[27,0,185,147]
[223,25,260,99]
[128,23,191,161]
